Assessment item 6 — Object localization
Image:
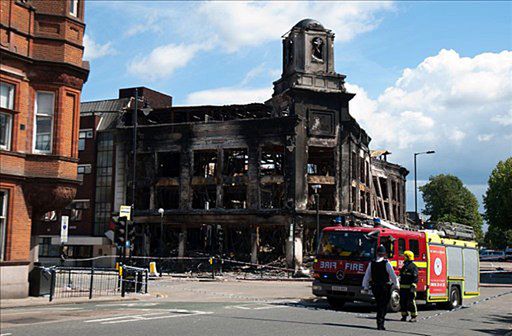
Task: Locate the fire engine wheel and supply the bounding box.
[447,286,461,310]
[327,297,346,310]
[388,289,401,312]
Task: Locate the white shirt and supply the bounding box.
[362,257,399,290]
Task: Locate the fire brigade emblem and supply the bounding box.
[336,269,345,280]
[434,257,443,276]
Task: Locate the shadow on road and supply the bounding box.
[470,313,512,335]
[208,314,431,336]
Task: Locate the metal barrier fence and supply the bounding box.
[48,266,148,301]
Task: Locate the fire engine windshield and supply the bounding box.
[317,231,376,260]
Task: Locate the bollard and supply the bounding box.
[49,269,56,302]
[121,266,125,297]
[149,261,159,277]
[210,257,215,279]
[145,269,149,294]
[89,267,94,299]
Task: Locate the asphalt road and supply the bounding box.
[1,282,511,336]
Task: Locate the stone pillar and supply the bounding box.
[250,226,259,264]
[178,227,187,258]
[285,219,303,270]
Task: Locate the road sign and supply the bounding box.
[120,205,131,221]
[60,215,69,243]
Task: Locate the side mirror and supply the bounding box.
[365,230,380,240]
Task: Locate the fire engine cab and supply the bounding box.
[312,221,479,311]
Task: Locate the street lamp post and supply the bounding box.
[312,184,322,249]
[158,208,164,257]
[414,150,435,224]
[129,88,139,262]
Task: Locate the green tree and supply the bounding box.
[483,157,512,248]
[420,174,483,240]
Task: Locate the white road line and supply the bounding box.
[1,333,13,336]
[225,304,285,310]
[103,312,213,325]
[84,310,212,325]
[95,303,158,307]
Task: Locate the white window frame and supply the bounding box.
[0,112,12,151]
[70,0,78,17]
[0,82,15,110]
[33,91,55,154]
[0,189,8,261]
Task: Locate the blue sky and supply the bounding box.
[82,1,512,220]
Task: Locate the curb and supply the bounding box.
[0,296,139,310]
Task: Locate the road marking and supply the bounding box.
[1,333,13,336]
[95,303,158,307]
[225,304,286,310]
[84,309,212,325]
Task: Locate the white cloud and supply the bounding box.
[477,134,494,142]
[348,49,512,184]
[197,2,394,52]
[123,1,394,79]
[127,43,211,81]
[185,87,272,106]
[83,34,116,60]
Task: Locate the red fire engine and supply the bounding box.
[312,222,479,311]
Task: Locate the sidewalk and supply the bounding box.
[0,294,139,309]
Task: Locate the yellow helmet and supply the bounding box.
[404,250,414,261]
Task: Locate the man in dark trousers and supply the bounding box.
[399,250,419,322]
[363,245,399,330]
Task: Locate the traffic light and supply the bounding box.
[127,220,136,250]
[113,216,128,248]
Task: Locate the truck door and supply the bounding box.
[427,244,448,301]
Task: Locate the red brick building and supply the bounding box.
[0,0,89,298]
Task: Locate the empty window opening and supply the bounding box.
[260,183,285,209]
[360,156,365,183]
[156,186,179,209]
[192,185,217,209]
[360,190,365,214]
[308,184,335,211]
[193,150,217,177]
[223,185,247,209]
[127,186,150,211]
[379,177,388,200]
[307,147,335,176]
[351,151,358,180]
[260,145,284,176]
[351,186,357,211]
[158,152,180,177]
[224,149,248,176]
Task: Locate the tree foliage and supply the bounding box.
[420,174,483,239]
[483,157,512,248]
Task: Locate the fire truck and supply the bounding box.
[312,221,479,311]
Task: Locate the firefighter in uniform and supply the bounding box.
[399,250,418,322]
[363,245,399,330]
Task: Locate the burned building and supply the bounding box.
[105,19,408,268]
